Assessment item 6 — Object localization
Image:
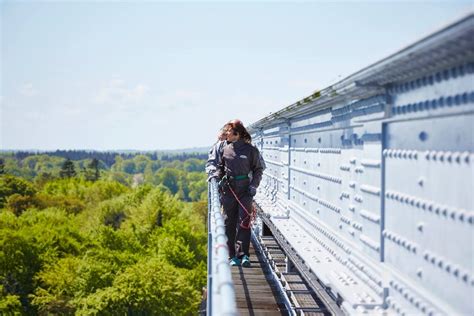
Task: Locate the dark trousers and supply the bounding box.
[221,182,253,258]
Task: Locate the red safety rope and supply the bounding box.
[227,185,256,229]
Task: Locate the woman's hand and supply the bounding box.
[248,185,257,196]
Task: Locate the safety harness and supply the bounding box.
[220,175,256,229]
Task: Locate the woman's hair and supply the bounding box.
[217,125,228,141]
[228,119,251,143]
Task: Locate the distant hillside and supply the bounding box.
[159,147,209,154]
[0,148,209,166]
[0,147,209,154]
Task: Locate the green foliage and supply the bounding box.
[183,158,205,172]
[0,175,36,208]
[156,167,180,194]
[0,153,208,315]
[60,158,77,178]
[149,219,206,269]
[32,257,80,315]
[36,194,86,215]
[96,197,129,230]
[84,158,100,182]
[17,208,85,265]
[0,230,41,313]
[5,193,38,216]
[106,171,131,186]
[76,258,201,315]
[0,285,22,314]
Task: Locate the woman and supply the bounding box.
[213,120,263,267]
[205,124,229,177]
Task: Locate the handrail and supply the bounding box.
[207,179,237,316]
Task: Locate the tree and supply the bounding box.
[85,158,100,182]
[156,168,180,194]
[60,158,76,178]
[6,194,38,216]
[0,175,36,208]
[0,158,5,175]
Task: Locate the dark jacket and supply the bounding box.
[205,140,228,175]
[215,140,264,188]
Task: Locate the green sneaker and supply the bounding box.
[241,255,251,267]
[229,257,241,266]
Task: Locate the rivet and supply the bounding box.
[438,259,444,268]
[442,208,448,217]
[445,263,451,273]
[417,222,424,232]
[438,96,445,107]
[450,209,457,220]
[462,92,468,103]
[453,267,460,277]
[438,152,445,162]
[417,269,423,278]
[447,96,453,106]
[468,214,474,225]
[461,151,470,164]
[455,94,461,105]
[445,151,452,162]
[453,152,461,163]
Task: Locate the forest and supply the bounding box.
[0,151,208,315]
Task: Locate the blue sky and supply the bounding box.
[1,1,472,150]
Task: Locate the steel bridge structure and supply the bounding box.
[206,14,474,316]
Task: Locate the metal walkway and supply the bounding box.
[231,240,285,315]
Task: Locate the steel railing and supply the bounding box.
[206,178,237,316]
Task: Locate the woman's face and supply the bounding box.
[227,129,240,142]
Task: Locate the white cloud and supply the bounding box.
[93,79,150,107]
[18,83,38,97]
[156,89,204,111]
